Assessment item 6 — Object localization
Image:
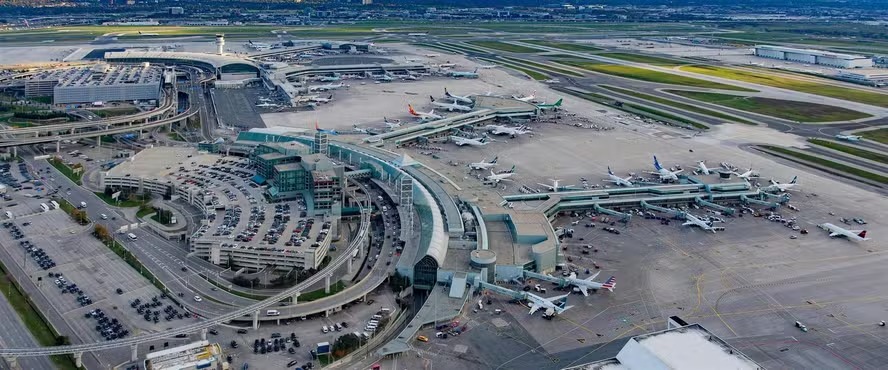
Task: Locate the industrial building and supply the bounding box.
[24,63,163,104]
[837,69,888,86]
[754,45,871,69]
[143,340,224,370]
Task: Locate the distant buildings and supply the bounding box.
[754,45,871,69]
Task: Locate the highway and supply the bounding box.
[0,294,57,370]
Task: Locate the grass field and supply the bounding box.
[680,65,888,108]
[93,192,150,208]
[759,145,888,185]
[467,41,543,53]
[807,139,888,164]
[500,57,584,77]
[48,158,82,185]
[438,42,491,54]
[556,61,754,91]
[601,86,756,125]
[560,88,708,130]
[665,90,871,122]
[597,52,687,66]
[861,128,888,145]
[519,40,602,52]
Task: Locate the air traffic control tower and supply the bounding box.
[215,34,225,55]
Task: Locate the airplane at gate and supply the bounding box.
[819,223,870,241]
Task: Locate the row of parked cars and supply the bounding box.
[86,308,130,340]
[4,222,57,270]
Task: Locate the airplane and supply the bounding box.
[258,97,273,103]
[468,156,498,170]
[352,125,370,134]
[485,166,516,184]
[319,75,341,82]
[513,91,536,102]
[451,136,491,147]
[765,176,799,192]
[682,213,717,233]
[408,104,444,121]
[819,223,870,241]
[308,83,344,92]
[449,68,479,79]
[484,125,530,136]
[537,179,576,192]
[435,63,456,69]
[314,122,338,135]
[565,271,616,296]
[835,134,862,142]
[255,102,278,108]
[695,160,712,175]
[425,53,441,58]
[444,88,473,104]
[605,166,633,187]
[478,64,499,69]
[246,40,272,50]
[733,168,758,180]
[375,74,394,82]
[312,94,334,103]
[525,292,573,316]
[536,98,563,111]
[648,156,682,182]
[430,96,472,112]
[383,117,402,130]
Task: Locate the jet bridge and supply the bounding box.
[477,281,524,300]
[694,196,736,216]
[640,200,686,219]
[593,204,632,222]
[740,194,780,210]
[760,191,791,204]
[523,270,568,288]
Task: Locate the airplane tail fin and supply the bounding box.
[859,230,867,239]
[430,95,435,102]
[602,277,616,292]
[653,156,663,170]
[473,68,478,73]
[508,165,516,173]
[490,156,498,164]
[445,88,451,96]
[554,98,563,107]
[408,104,417,115]
[608,166,614,175]
[790,176,798,184]
[314,121,320,131]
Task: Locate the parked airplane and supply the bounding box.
[383,117,402,130]
[308,82,344,92]
[451,136,491,147]
[444,88,473,104]
[537,179,576,192]
[648,156,682,182]
[566,271,616,296]
[352,125,370,134]
[485,125,530,136]
[314,122,338,135]
[733,168,758,180]
[255,102,279,108]
[695,160,712,175]
[536,98,563,111]
[375,74,394,82]
[526,292,573,316]
[435,63,456,69]
[449,68,479,78]
[468,156,498,170]
[485,166,516,183]
[835,134,862,142]
[245,40,272,50]
[430,96,472,112]
[513,91,536,102]
[319,75,341,82]
[311,94,333,103]
[683,213,717,233]
[819,223,870,241]
[765,176,799,192]
[258,97,273,103]
[407,104,444,121]
[605,167,633,187]
[478,64,500,69]
[425,53,441,58]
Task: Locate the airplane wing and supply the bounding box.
[682,221,693,226]
[578,286,589,297]
[546,293,570,303]
[586,271,601,281]
[528,304,540,315]
[829,232,840,237]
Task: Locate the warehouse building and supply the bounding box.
[24,63,163,104]
[754,45,871,69]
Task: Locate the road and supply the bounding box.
[0,294,57,370]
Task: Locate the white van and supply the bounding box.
[127,233,138,241]
[266,310,280,316]
[380,308,391,315]
[371,315,382,321]
[366,325,377,332]
[101,214,108,220]
[322,325,329,333]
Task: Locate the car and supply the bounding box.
[193,296,202,302]
[231,340,238,348]
[116,288,123,295]
[237,328,248,334]
[208,328,218,335]
[175,334,188,338]
[417,335,429,342]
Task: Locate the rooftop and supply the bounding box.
[756,44,868,60]
[107,147,216,180]
[105,51,259,69]
[30,63,162,88]
[145,340,221,370]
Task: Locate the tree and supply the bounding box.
[55,335,71,345]
[389,271,411,293]
[93,224,111,243]
[332,333,361,358]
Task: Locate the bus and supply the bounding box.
[40,203,49,212]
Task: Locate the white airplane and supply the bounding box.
[425,53,441,58]
[478,64,499,69]
[835,134,862,142]
[733,168,758,180]
[383,117,402,130]
[647,156,682,182]
[695,161,712,175]
[485,166,516,184]
[765,176,799,192]
[451,136,491,147]
[449,68,479,78]
[430,96,472,112]
[819,223,870,241]
[375,74,394,82]
[256,102,278,108]
[513,90,536,102]
[308,82,344,92]
[566,271,616,296]
[605,166,633,187]
[258,97,273,103]
[352,125,370,134]
[525,292,573,316]
[468,156,498,170]
[435,63,456,69]
[444,88,473,104]
[312,94,334,103]
[682,213,717,233]
[318,75,340,82]
[485,125,529,136]
[537,179,575,192]
[245,40,272,50]
[408,104,444,121]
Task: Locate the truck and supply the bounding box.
[91,101,104,107]
[40,203,49,212]
[50,200,60,210]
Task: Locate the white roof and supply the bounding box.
[755,45,868,60]
[105,51,257,68]
[415,179,447,266]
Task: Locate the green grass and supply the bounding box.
[438,42,491,54]
[500,57,584,77]
[759,145,888,185]
[598,52,687,66]
[93,192,148,208]
[467,41,543,53]
[559,88,708,130]
[167,132,185,141]
[477,58,548,80]
[680,65,888,108]
[48,158,82,185]
[601,86,756,125]
[136,206,155,218]
[665,90,871,122]
[301,281,347,301]
[556,61,754,91]
[807,139,888,165]
[860,128,888,145]
[413,43,462,54]
[519,40,602,52]
[0,261,82,370]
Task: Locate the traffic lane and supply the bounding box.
[0,294,57,370]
